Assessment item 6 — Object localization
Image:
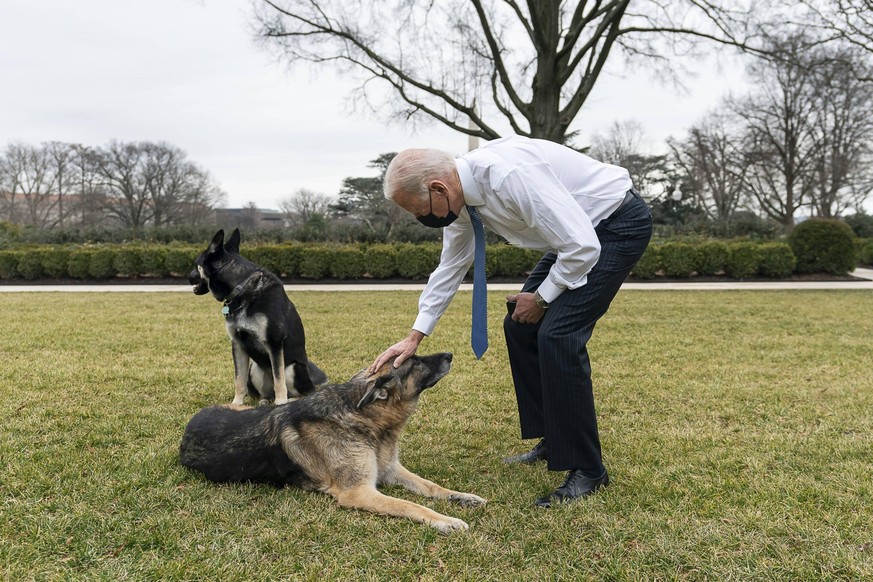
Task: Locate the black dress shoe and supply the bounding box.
[535,469,609,508]
[503,439,547,464]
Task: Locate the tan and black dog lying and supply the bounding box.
[179,352,485,532]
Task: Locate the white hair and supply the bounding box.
[383,148,456,203]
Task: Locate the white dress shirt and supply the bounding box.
[412,135,633,336]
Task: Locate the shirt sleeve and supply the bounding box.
[500,164,601,303]
[412,212,476,336]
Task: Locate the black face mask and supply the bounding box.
[417,211,459,228]
[416,190,459,228]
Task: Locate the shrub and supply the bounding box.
[165,248,198,276]
[395,243,441,279]
[725,242,761,279]
[757,242,796,278]
[363,244,397,279]
[631,244,659,279]
[113,247,143,277]
[845,213,873,238]
[490,245,537,277]
[278,244,302,278]
[89,248,117,279]
[696,240,729,276]
[329,245,366,279]
[0,250,22,279]
[859,239,873,267]
[789,219,858,275]
[67,249,94,279]
[246,245,285,276]
[41,248,70,278]
[298,245,333,279]
[659,242,699,278]
[140,246,169,278]
[17,250,46,280]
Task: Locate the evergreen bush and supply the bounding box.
[757,243,796,278]
[140,247,169,278]
[89,248,117,279]
[0,250,22,279]
[859,239,873,266]
[789,219,858,275]
[113,247,143,277]
[697,240,729,276]
[165,248,198,276]
[17,250,45,280]
[329,245,366,279]
[67,249,94,279]
[395,243,441,279]
[659,242,699,278]
[41,248,70,278]
[725,242,761,279]
[246,245,285,276]
[631,244,659,279]
[362,245,397,279]
[278,244,302,278]
[490,245,537,277]
[298,245,333,279]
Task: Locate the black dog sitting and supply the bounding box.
[188,228,326,404]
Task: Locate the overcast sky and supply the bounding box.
[1,0,749,210]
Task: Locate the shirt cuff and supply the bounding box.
[412,312,437,337]
[536,275,566,304]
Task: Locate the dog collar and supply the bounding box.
[221,273,258,317]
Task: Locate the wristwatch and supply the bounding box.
[533,290,550,310]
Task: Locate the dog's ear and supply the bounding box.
[356,375,395,409]
[226,228,241,255]
[208,229,225,254]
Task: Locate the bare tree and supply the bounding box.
[93,141,153,229]
[806,49,873,217]
[0,143,57,228]
[69,144,108,228]
[668,111,748,226]
[588,120,647,168]
[253,1,769,144]
[279,188,332,227]
[93,141,224,229]
[44,142,80,230]
[587,119,672,200]
[141,142,224,226]
[730,35,822,227]
[796,0,873,63]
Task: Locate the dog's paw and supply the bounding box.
[449,493,487,507]
[432,516,469,534]
[257,399,271,407]
[231,396,245,405]
[274,396,289,405]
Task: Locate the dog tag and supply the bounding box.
[222,305,230,316]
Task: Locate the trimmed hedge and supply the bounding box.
[758,242,797,278]
[631,245,659,279]
[363,244,397,279]
[724,242,761,279]
[659,242,699,278]
[0,237,857,282]
[697,240,729,276]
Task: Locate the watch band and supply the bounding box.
[533,290,549,309]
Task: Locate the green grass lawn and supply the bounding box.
[1,289,871,580]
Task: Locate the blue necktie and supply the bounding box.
[467,206,488,359]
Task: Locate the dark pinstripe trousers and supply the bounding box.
[503,193,652,474]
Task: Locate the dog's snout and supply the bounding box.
[188,269,200,285]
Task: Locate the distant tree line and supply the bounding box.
[0,140,225,232]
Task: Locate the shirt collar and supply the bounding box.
[455,158,484,206]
